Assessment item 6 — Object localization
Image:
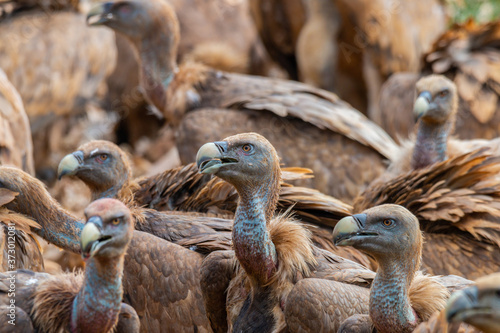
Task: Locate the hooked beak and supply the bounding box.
[333,213,375,246]
[80,216,111,260]
[87,2,114,26]
[446,286,480,323]
[57,151,85,180]
[413,91,432,121]
[196,141,237,174]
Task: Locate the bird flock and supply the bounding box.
[0,0,499,332]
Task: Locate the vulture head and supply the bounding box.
[196,132,282,219]
[196,133,281,190]
[413,74,457,125]
[333,204,422,264]
[86,0,179,51]
[57,141,132,199]
[81,198,133,261]
[446,272,500,333]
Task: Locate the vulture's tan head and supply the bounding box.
[82,198,134,261]
[333,204,422,264]
[86,0,179,48]
[413,75,458,125]
[446,272,500,333]
[57,140,132,198]
[196,133,281,190]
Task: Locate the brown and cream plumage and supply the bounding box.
[378,20,500,141]
[86,0,398,204]
[0,166,220,332]
[0,198,139,333]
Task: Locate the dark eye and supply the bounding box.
[382,219,394,227]
[111,218,120,225]
[242,144,252,152]
[438,90,449,98]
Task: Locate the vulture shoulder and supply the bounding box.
[355,149,500,279]
[0,68,34,174]
[121,230,210,332]
[0,188,43,272]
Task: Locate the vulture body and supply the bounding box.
[58,140,375,268]
[379,21,500,141]
[87,0,398,204]
[0,199,139,333]
[196,133,379,332]
[333,205,453,333]
[0,4,117,180]
[0,166,227,332]
[0,68,34,174]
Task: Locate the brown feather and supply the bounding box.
[31,272,83,333]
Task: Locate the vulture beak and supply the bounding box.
[87,2,114,26]
[196,141,237,174]
[333,213,374,246]
[413,91,432,121]
[80,216,111,260]
[57,151,85,180]
[445,286,480,323]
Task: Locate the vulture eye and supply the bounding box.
[438,90,449,98]
[242,144,252,152]
[111,218,120,225]
[382,219,394,227]
[118,3,133,15]
[98,154,108,162]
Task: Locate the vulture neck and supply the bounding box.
[14,190,83,253]
[411,120,452,169]
[232,169,280,285]
[71,256,124,333]
[89,178,130,202]
[370,246,422,332]
[134,35,178,113]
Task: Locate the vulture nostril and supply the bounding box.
[214,141,228,154]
